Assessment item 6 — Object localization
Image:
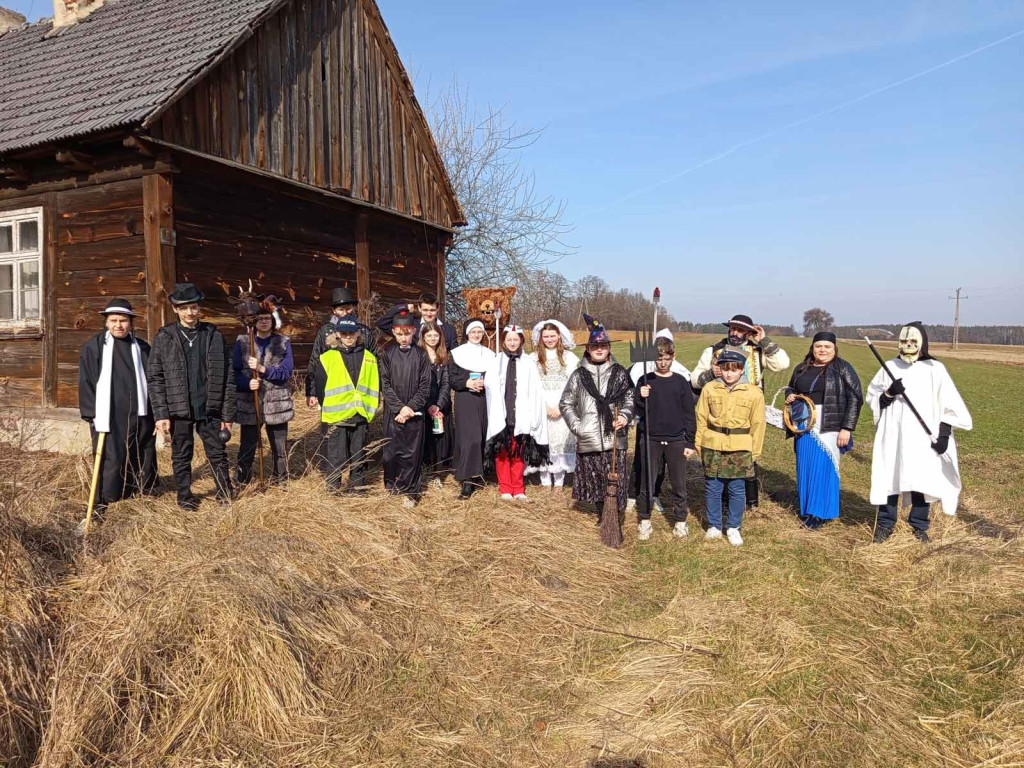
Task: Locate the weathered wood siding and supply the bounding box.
[1,179,148,408]
[150,0,461,231]
[173,164,444,370]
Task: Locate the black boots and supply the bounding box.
[459,481,477,500]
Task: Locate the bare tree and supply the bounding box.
[428,85,574,318]
[803,307,835,336]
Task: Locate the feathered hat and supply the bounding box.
[583,313,611,345]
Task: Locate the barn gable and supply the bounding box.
[0,0,462,231]
[145,0,464,231]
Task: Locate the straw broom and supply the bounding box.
[599,406,624,548]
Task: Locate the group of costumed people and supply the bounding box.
[78,286,972,546]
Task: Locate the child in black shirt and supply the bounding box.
[633,337,697,540]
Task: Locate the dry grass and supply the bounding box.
[1,401,1022,767]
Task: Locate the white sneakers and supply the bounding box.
[652,498,665,514]
[500,493,514,500]
[673,521,689,538]
[704,527,723,541]
[402,497,417,509]
[637,520,653,541]
[726,528,744,546]
[513,494,530,503]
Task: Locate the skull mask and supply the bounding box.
[898,325,924,364]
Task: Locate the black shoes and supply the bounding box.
[177,494,201,511]
[459,482,477,500]
[912,528,931,543]
[872,526,893,544]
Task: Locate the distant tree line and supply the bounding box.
[832,325,1024,346]
[673,321,798,337]
[513,269,675,331]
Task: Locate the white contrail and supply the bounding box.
[585,27,1024,215]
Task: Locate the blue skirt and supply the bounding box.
[793,405,841,521]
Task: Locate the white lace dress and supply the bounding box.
[526,349,579,476]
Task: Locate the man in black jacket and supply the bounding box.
[376,291,458,349]
[305,286,361,409]
[148,283,236,509]
[78,298,157,516]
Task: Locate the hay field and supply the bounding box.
[1,334,1021,767]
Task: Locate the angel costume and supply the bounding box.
[867,322,972,542]
[526,319,579,486]
[449,321,496,497]
[483,327,550,497]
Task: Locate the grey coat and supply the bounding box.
[234,334,295,426]
[559,355,634,454]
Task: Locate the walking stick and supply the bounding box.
[248,325,266,485]
[83,432,106,536]
[863,337,935,442]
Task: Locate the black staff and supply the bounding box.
[863,336,934,442]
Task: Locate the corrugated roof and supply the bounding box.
[0,0,282,154]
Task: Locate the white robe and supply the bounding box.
[484,352,549,449]
[867,358,972,515]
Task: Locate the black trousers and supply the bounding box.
[171,418,232,502]
[878,492,930,533]
[90,417,158,508]
[637,440,689,521]
[631,424,666,498]
[383,416,426,497]
[321,422,369,491]
[237,423,289,483]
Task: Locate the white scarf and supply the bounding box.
[484,352,549,446]
[94,332,148,433]
[451,341,495,373]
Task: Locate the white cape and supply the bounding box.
[867,358,972,515]
[451,341,495,373]
[629,359,690,385]
[484,353,549,447]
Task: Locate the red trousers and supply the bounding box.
[495,442,525,495]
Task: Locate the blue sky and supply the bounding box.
[8,1,1023,326]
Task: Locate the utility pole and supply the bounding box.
[948,288,968,350]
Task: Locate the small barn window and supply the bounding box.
[0,208,43,325]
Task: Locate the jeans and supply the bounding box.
[705,476,745,530]
[878,492,930,534]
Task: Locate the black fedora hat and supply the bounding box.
[331,286,357,307]
[98,297,138,317]
[169,282,205,306]
[723,314,756,332]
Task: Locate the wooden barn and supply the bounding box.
[0,0,464,418]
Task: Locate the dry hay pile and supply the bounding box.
[0,443,82,766]
[28,472,634,766]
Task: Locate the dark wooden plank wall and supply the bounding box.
[172,164,445,370]
[151,0,459,231]
[0,179,149,408]
[54,179,148,407]
[173,171,360,367]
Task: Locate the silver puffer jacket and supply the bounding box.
[559,355,634,454]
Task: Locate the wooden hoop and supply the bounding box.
[783,394,816,435]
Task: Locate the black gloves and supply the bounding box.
[879,378,905,410]
[932,422,952,455]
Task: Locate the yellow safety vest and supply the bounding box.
[320,349,380,424]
